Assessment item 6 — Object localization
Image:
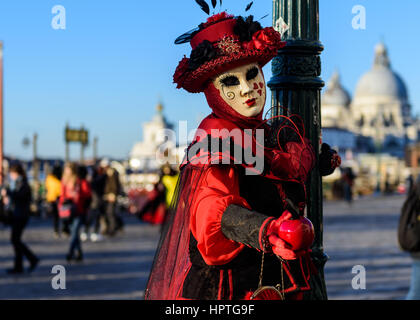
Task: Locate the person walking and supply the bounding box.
[2,163,39,274]
[342,167,356,205]
[59,163,91,262]
[45,164,62,238]
[82,165,106,242]
[102,161,122,236]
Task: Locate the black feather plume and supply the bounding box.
[245,1,254,12]
[211,0,217,8]
[195,0,210,15]
[220,0,223,6]
[259,14,269,20]
[233,15,262,41]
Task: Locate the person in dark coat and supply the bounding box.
[403,175,420,300]
[103,163,122,236]
[2,163,39,274]
[83,165,106,242]
[342,167,356,204]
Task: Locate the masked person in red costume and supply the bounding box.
[145,10,340,301]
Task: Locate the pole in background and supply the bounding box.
[0,42,4,186]
[93,136,98,163]
[269,0,327,299]
[65,123,70,162]
[80,125,85,164]
[33,133,39,183]
[32,132,41,212]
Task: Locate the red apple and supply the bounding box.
[277,217,315,251]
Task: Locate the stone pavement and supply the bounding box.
[0,194,413,300]
[0,215,160,300]
[323,194,412,300]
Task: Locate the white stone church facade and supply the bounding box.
[321,42,420,158]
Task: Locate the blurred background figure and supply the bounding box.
[59,163,92,262]
[342,167,356,205]
[136,164,178,226]
[2,163,39,274]
[407,252,420,300]
[384,173,393,195]
[407,174,414,194]
[82,164,106,242]
[45,164,63,238]
[160,163,179,211]
[137,179,166,225]
[399,175,420,300]
[102,159,123,237]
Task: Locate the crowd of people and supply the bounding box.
[0,157,181,275]
[45,159,124,245]
[0,159,127,273]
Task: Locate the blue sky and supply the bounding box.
[0,0,419,160]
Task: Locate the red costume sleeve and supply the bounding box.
[189,165,251,266]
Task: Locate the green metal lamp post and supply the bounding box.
[269,0,327,299]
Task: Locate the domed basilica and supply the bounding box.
[321,42,419,159]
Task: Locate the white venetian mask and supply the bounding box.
[212,63,266,118]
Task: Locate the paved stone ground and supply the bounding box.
[0,215,160,300]
[0,194,413,300]
[323,194,412,300]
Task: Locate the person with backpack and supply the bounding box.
[400,175,420,299]
[398,175,420,299]
[59,163,92,262]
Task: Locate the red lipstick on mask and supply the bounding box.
[245,98,256,107]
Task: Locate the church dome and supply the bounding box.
[354,43,408,100]
[322,71,351,107]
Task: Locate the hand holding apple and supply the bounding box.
[266,210,315,260]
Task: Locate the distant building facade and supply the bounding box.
[322,42,420,159]
[128,103,186,188]
[321,42,419,195]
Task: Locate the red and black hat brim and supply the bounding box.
[173,22,285,93]
[175,39,283,93]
